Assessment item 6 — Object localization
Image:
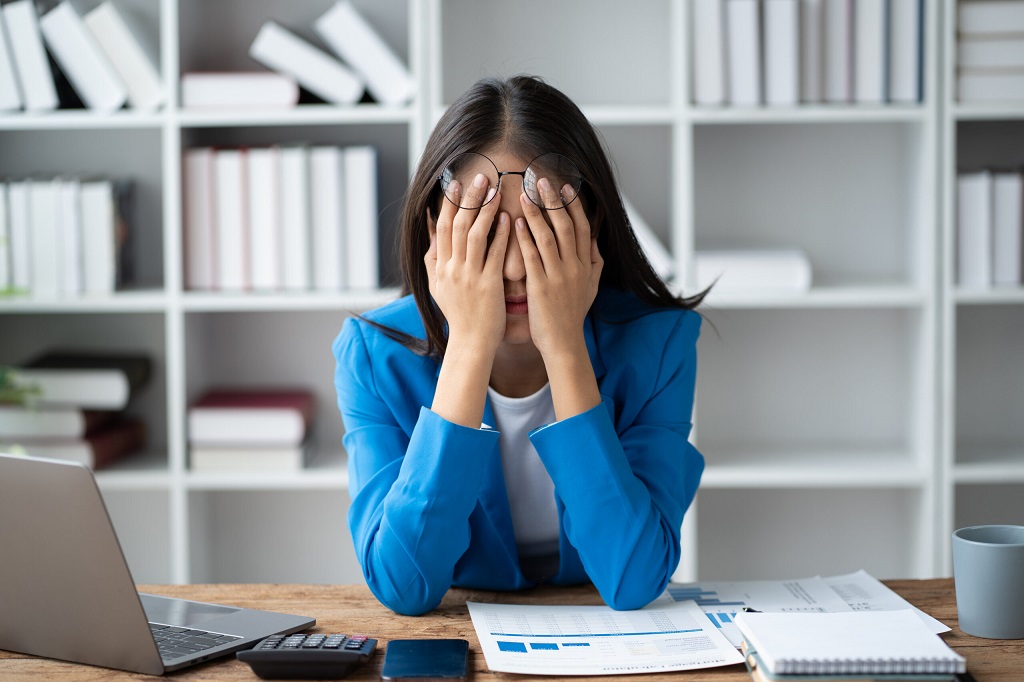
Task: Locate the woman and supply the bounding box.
[333,75,707,616]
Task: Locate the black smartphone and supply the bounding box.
[381,639,469,681]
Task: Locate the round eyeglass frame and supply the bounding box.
[437,152,584,211]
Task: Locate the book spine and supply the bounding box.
[183,149,217,291]
[79,180,117,295]
[726,0,762,106]
[0,8,24,110]
[343,146,379,289]
[764,0,800,106]
[310,146,345,290]
[83,0,165,110]
[2,0,58,111]
[279,146,312,291]
[692,0,727,105]
[214,148,250,290]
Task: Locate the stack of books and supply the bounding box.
[957,169,1024,289]
[957,0,1024,103]
[187,388,315,472]
[181,0,414,109]
[0,350,151,469]
[0,0,164,114]
[691,0,923,107]
[183,144,377,293]
[0,177,133,298]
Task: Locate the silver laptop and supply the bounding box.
[0,453,316,675]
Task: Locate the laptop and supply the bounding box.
[0,453,316,675]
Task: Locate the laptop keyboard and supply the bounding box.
[150,622,243,661]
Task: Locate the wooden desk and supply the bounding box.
[0,579,1018,681]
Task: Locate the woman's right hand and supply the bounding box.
[425,173,511,355]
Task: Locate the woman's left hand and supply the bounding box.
[515,179,604,360]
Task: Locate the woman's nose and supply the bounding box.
[502,222,526,281]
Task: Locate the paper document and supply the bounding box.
[467,599,743,675]
[823,569,950,633]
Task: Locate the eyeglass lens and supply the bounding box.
[440,152,582,210]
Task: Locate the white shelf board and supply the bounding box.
[579,105,678,126]
[176,104,414,128]
[954,445,1024,484]
[699,447,925,488]
[0,110,166,131]
[181,288,401,313]
[955,287,1024,306]
[696,285,927,310]
[687,105,927,126]
[952,104,1024,121]
[0,290,170,314]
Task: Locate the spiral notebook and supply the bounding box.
[734,609,966,678]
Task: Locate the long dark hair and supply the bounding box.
[379,74,707,360]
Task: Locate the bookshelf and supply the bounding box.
[0,0,1005,587]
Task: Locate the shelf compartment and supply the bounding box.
[102,488,173,584]
[695,488,925,581]
[954,484,1024,530]
[956,119,1024,170]
[187,489,361,583]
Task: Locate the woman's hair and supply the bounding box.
[381,74,707,360]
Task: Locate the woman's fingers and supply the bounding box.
[536,177,578,260]
[520,192,559,269]
[450,174,491,262]
[564,184,592,260]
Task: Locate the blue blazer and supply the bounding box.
[332,289,704,616]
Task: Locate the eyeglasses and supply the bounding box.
[437,152,584,211]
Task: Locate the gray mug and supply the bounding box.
[952,525,1024,639]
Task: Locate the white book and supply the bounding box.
[180,72,298,109]
[823,0,853,102]
[959,38,1024,69]
[7,180,31,292]
[800,0,825,102]
[56,178,82,297]
[959,0,1024,35]
[39,1,127,112]
[310,146,345,290]
[764,0,800,106]
[183,148,216,291]
[888,0,922,102]
[190,442,308,473]
[622,194,674,281]
[314,0,415,106]
[80,180,116,295]
[0,184,9,290]
[726,0,762,106]
[247,147,282,291]
[83,0,164,111]
[957,170,993,289]
[249,20,364,106]
[9,369,132,409]
[993,171,1023,286]
[2,0,57,111]
[0,10,24,111]
[958,71,1024,103]
[695,249,812,294]
[279,146,312,290]
[214,149,249,291]
[854,0,886,104]
[692,0,728,105]
[29,180,60,298]
[343,146,378,289]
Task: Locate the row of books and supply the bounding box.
[0,177,132,298]
[957,169,1024,289]
[956,1,1024,104]
[184,144,378,292]
[182,1,414,109]
[0,350,151,470]
[188,388,316,472]
[0,0,163,114]
[692,0,923,107]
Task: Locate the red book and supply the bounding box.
[187,388,315,447]
[10,418,146,470]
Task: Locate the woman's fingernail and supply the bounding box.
[516,218,526,231]
[449,180,461,195]
[563,184,576,199]
[538,177,551,192]
[473,173,487,188]
[485,187,496,202]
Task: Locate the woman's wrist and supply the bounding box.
[543,335,601,421]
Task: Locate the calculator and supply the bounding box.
[236,632,377,680]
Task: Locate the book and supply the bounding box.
[823,0,853,103]
[734,609,965,677]
[2,0,57,112]
[0,405,117,439]
[214,148,250,290]
[183,148,216,291]
[5,417,145,470]
[249,20,364,106]
[957,170,992,288]
[0,8,23,111]
[695,249,812,294]
[800,0,825,103]
[959,38,1024,70]
[15,350,152,410]
[958,71,1024,103]
[343,145,379,289]
[691,0,727,105]
[180,72,298,109]
[888,0,923,103]
[56,178,83,297]
[28,179,60,298]
[0,184,9,291]
[279,145,312,291]
[6,180,31,293]
[310,145,345,290]
[188,389,315,447]
[958,0,1024,35]
[38,0,128,112]
[314,0,416,106]
[190,440,309,473]
[764,0,799,106]
[726,0,762,106]
[247,146,282,291]
[992,171,1023,286]
[854,0,887,104]
[622,194,674,281]
[79,179,118,295]
[83,0,164,111]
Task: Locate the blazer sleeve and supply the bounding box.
[529,311,704,610]
[333,318,500,616]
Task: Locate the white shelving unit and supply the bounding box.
[0,0,999,587]
[938,1,1024,572]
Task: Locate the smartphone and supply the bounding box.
[381,639,469,681]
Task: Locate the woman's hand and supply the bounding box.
[425,173,511,356]
[514,179,604,361]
